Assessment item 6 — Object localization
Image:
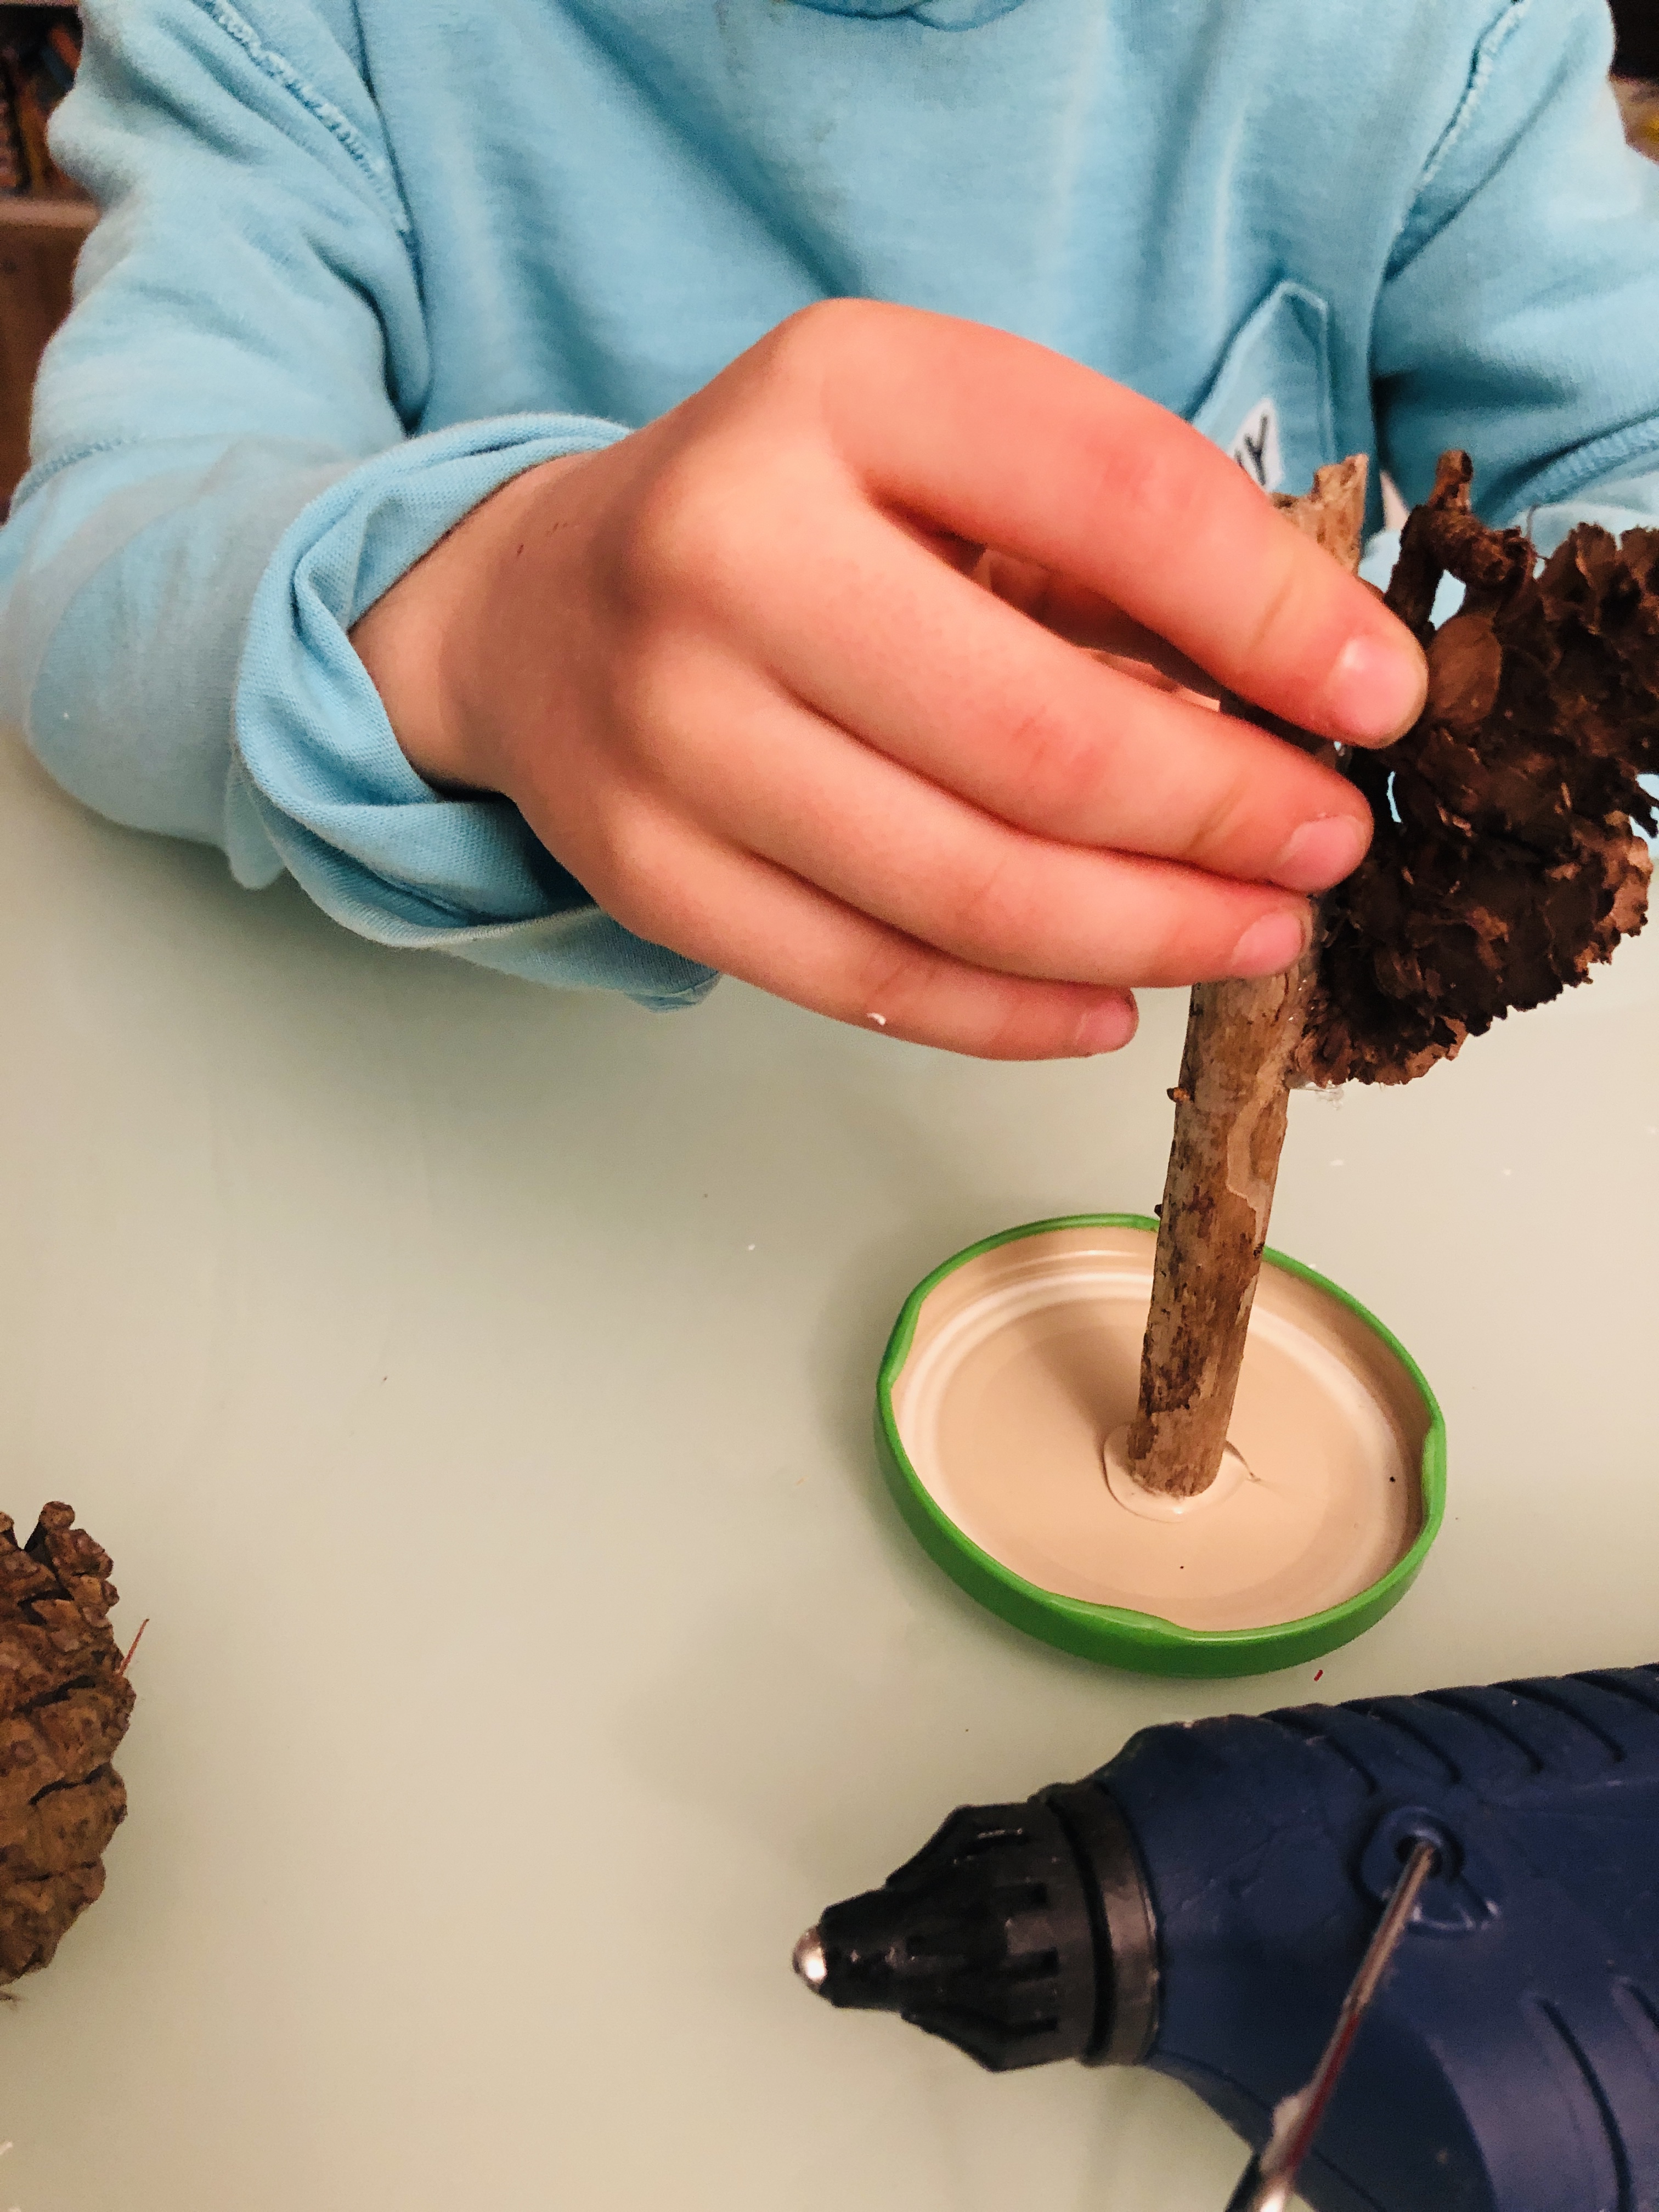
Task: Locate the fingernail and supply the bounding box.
[1326,632,1427,745]
[1075,996,1138,1055]
[1231,910,1309,978]
[1270,814,1370,893]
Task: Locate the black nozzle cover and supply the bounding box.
[811,1781,1155,2073]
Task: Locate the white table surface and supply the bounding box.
[2,724,1656,2212]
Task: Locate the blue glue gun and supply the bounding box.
[794,1662,1659,2211]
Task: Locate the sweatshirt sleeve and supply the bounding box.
[0,0,715,1008]
[1374,0,1659,526]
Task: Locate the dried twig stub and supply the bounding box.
[0,1503,134,1987]
[1125,460,1366,1500]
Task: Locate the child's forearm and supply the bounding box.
[0,4,714,1007]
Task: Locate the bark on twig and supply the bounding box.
[1125,459,1367,1500]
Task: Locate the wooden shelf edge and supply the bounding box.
[0,196,95,234]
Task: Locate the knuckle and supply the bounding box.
[943,845,1030,958]
[844,930,1072,1061]
[1132,892,1208,985]
[607,619,701,733]
[751,298,894,443]
[578,797,678,933]
[610,453,716,606]
[607,452,732,617]
[849,935,951,1026]
[602,654,675,777]
[1005,698,1104,820]
[1144,888,1259,988]
[973,991,1055,1062]
[1237,544,1304,671]
[1090,425,1216,550]
[766,295,877,374]
[1181,777,1260,871]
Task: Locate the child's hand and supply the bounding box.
[352,302,1426,1059]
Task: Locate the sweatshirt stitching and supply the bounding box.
[187,0,413,239]
[1390,0,1530,274]
[10,435,135,512]
[1416,0,1528,201]
[1513,421,1659,519]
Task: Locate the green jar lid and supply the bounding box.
[875,1214,1446,1679]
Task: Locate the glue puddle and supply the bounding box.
[888,1225,1425,1633]
[1102,1424,1251,1521]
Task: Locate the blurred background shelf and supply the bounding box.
[1613,0,1659,81]
[1,190,91,229]
[1616,76,1659,156]
[1,0,84,496]
[0,221,75,495]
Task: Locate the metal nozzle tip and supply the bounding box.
[793,1927,829,1993]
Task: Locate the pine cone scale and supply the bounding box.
[1300,455,1659,1087]
[0,1506,136,1987]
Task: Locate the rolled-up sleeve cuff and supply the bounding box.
[233,413,718,1008]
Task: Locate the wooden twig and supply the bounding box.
[1125,459,1367,1499]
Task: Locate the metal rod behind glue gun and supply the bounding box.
[1223,1839,1438,2212]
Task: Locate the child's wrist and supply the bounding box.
[350,526,484,793]
[349,453,587,796]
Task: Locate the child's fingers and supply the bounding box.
[806,302,1426,746]
[972,550,1219,691]
[896,532,1218,685]
[738,505,1370,895]
[656,664,1314,990]
[557,800,1139,1062]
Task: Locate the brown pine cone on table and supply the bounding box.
[0,1504,134,1988]
[1299,450,1659,1087]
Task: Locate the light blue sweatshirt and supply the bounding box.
[3,0,1658,1006]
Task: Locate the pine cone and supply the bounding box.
[0,1504,134,1987]
[1299,451,1659,1086]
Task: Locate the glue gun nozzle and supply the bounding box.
[793,1927,830,1993]
[789,1793,1133,2071]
